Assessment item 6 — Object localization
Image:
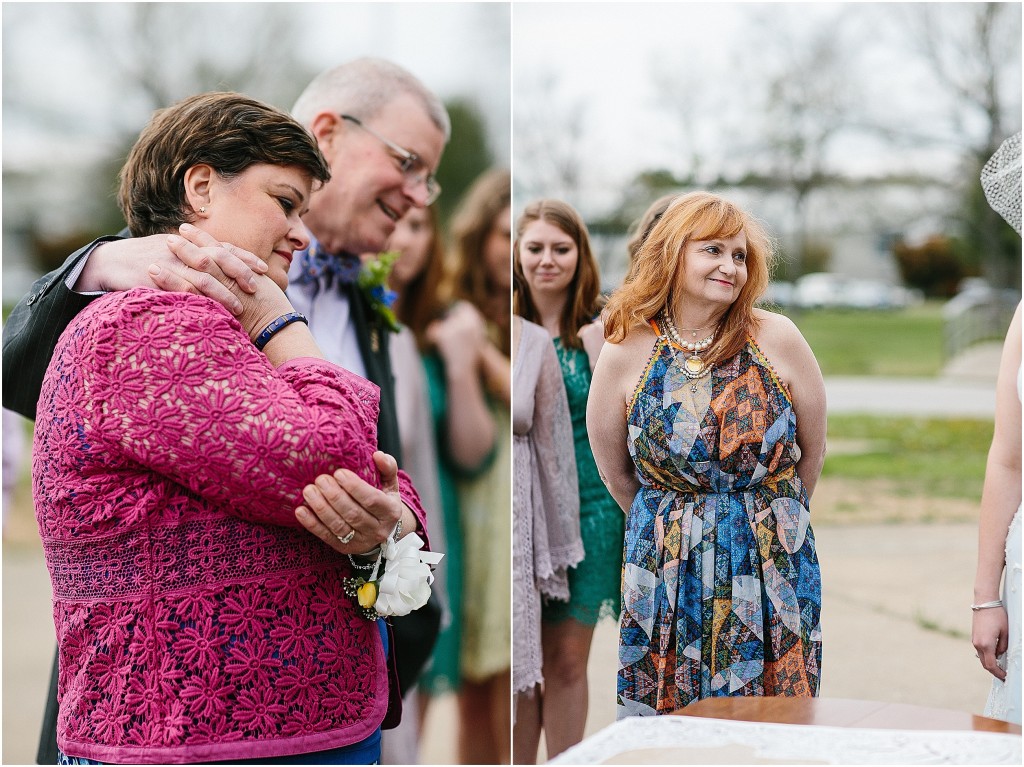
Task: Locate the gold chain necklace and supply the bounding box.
[661,310,716,382]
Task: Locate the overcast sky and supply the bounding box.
[512,2,1022,216]
[2,2,511,164]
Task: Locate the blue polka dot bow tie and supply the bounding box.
[292,242,362,292]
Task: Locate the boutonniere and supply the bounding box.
[343,526,444,620]
[357,251,401,333]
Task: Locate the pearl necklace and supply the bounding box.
[661,310,716,382]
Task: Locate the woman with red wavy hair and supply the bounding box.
[588,191,826,717]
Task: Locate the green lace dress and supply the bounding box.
[542,340,624,625]
[417,352,466,695]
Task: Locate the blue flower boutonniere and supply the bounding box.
[358,251,401,333]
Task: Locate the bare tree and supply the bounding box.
[512,73,589,207]
[76,3,314,139]
[896,2,1022,286]
[907,2,1021,154]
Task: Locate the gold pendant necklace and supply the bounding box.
[661,310,716,384]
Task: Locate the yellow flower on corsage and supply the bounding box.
[357,580,378,609]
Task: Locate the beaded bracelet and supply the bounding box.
[971,600,1004,611]
[253,311,308,351]
[347,548,380,571]
[345,520,404,572]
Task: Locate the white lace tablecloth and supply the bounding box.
[547,715,1022,765]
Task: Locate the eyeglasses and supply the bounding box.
[340,114,441,205]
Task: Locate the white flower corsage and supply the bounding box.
[343,525,443,620]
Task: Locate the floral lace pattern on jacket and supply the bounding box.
[33,289,423,763]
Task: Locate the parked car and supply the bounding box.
[942,278,1019,320]
[792,272,917,310]
[758,281,795,308]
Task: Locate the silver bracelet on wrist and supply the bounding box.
[971,600,1004,611]
[346,520,402,573]
[347,547,381,571]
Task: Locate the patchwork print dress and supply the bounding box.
[617,323,822,717]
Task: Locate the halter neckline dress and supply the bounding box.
[617,322,822,717]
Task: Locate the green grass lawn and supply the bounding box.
[782,302,946,377]
[823,414,993,501]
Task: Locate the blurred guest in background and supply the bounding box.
[512,199,622,758]
[972,131,1022,725]
[376,203,499,761]
[624,193,677,274]
[589,191,825,717]
[2,405,25,536]
[511,306,582,765]
[441,168,513,764]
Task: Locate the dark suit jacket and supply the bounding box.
[345,280,401,464]
[2,237,122,421]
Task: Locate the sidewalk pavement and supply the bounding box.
[825,377,996,418]
[554,522,995,762]
[825,340,1001,419]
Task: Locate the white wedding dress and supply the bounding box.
[983,367,1022,725]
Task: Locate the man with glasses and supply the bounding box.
[3,57,449,764]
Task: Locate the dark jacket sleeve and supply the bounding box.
[2,235,124,420]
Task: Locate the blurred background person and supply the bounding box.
[439,168,512,764]
[972,132,1022,726]
[2,407,25,537]
[374,203,499,762]
[512,199,622,758]
[510,305,582,765]
[2,317,25,538]
[588,191,826,716]
[624,193,678,280]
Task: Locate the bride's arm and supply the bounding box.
[972,303,1022,680]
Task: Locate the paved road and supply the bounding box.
[826,340,1000,418]
[825,376,996,418]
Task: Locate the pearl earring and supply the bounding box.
[199,206,207,214]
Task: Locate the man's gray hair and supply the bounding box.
[292,57,451,142]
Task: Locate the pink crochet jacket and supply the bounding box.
[32,288,428,764]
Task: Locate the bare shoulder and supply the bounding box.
[751,308,818,384]
[752,308,809,351]
[593,322,660,402]
[603,322,659,367]
[753,307,802,341]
